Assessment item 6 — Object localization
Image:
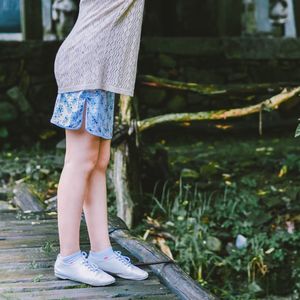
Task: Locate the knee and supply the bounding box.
[94,153,111,173]
[64,152,99,177]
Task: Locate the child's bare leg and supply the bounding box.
[83,138,112,252]
[57,125,100,256]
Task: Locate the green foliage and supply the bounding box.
[0,145,60,201]
[0,145,118,215]
[149,179,300,299]
[140,136,300,299]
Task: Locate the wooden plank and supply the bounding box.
[0,212,181,300]
[1,284,172,300]
[0,268,154,284]
[0,219,58,227]
[0,235,91,249]
[0,277,161,293]
[0,226,90,237]
[0,243,121,263]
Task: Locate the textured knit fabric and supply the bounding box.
[89,246,114,261]
[50,89,115,139]
[54,0,145,97]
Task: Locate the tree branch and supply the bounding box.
[137,87,300,132]
[139,75,297,96]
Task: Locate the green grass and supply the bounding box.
[134,134,300,299]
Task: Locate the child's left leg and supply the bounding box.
[83,137,112,252]
[84,137,149,280]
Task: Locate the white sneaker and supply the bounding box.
[54,251,116,286]
[88,250,149,280]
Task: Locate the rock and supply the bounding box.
[226,242,234,254]
[166,95,186,112]
[12,183,44,212]
[6,86,32,113]
[0,102,18,122]
[206,236,222,252]
[0,200,15,211]
[45,195,57,211]
[236,234,248,249]
[248,281,263,293]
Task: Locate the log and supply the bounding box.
[137,87,300,132]
[12,183,44,212]
[109,227,217,300]
[139,75,297,96]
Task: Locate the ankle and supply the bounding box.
[89,246,114,260]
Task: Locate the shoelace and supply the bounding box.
[81,251,100,273]
[114,250,132,267]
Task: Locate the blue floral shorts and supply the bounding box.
[50,89,115,139]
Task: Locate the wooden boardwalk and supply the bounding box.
[0,211,179,300]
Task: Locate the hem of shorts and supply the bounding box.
[50,119,113,140]
[57,83,134,97]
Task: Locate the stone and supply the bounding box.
[45,195,57,211]
[206,236,222,252]
[235,234,248,249]
[0,200,15,211]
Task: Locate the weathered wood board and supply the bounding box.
[0,211,179,300]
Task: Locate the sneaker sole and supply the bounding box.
[104,271,149,281]
[54,271,116,286]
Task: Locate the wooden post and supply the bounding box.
[111,95,142,229]
[294,0,300,36]
[20,0,43,40]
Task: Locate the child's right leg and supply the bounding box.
[57,125,100,256]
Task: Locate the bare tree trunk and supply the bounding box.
[111,95,142,229]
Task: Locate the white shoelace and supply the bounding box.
[81,251,100,273]
[114,250,132,267]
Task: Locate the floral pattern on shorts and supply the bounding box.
[50,89,115,139]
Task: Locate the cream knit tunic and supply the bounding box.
[54,0,145,97]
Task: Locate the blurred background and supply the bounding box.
[1,1,300,299]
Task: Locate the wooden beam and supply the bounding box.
[20,0,43,40]
[110,228,217,300]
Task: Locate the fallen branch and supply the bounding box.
[139,75,297,96]
[108,218,217,300]
[137,87,300,132]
